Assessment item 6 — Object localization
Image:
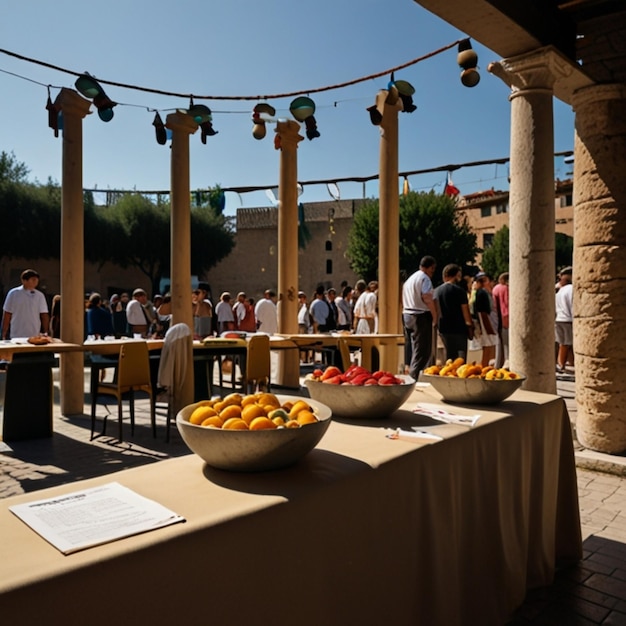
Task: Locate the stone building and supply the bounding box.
[205,199,365,302]
[458,178,573,254]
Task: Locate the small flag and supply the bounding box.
[444,171,460,197]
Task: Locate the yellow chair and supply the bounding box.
[245,334,271,393]
[90,341,156,442]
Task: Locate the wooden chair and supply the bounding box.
[336,337,352,371]
[90,341,156,442]
[245,334,271,393]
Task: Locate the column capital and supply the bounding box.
[165,111,198,135]
[488,46,576,99]
[572,83,626,110]
[275,119,303,150]
[53,87,92,118]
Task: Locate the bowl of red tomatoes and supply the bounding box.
[304,364,415,419]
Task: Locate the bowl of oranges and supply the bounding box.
[176,392,332,471]
[421,359,525,405]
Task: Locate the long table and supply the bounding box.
[0,340,83,441]
[0,386,581,625]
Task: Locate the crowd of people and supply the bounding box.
[0,271,377,344]
[401,256,513,379]
[2,264,573,379]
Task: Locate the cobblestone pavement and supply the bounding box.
[2,366,626,624]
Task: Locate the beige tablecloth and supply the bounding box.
[0,386,581,625]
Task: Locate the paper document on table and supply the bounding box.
[384,428,444,444]
[413,403,481,427]
[9,482,185,555]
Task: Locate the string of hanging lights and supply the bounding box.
[0,37,477,145]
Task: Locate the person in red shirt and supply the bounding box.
[492,272,509,368]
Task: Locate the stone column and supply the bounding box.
[166,111,197,410]
[275,119,303,335]
[376,89,403,373]
[571,84,626,453]
[489,48,568,393]
[55,88,91,415]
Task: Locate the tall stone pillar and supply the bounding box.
[55,88,91,415]
[275,120,303,334]
[166,111,197,410]
[489,48,567,393]
[376,89,403,373]
[571,84,626,453]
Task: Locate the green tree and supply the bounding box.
[347,191,479,283]
[480,225,509,279]
[96,193,235,295]
[481,226,574,278]
[0,151,29,184]
[0,179,61,260]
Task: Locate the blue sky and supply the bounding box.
[0,0,575,215]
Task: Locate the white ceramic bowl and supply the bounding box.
[421,374,526,405]
[304,375,415,419]
[176,395,332,472]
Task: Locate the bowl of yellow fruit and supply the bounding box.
[421,359,525,405]
[177,392,332,471]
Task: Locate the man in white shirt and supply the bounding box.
[2,269,49,339]
[125,288,150,337]
[254,290,278,334]
[402,256,438,379]
[555,267,574,373]
[353,280,378,334]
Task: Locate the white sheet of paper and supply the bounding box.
[413,402,481,427]
[9,482,185,555]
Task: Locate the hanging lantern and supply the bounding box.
[289,96,315,121]
[252,102,276,140]
[457,39,480,87]
[46,88,61,137]
[289,97,319,140]
[152,112,167,145]
[75,73,117,122]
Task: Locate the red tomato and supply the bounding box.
[321,366,342,381]
[322,375,343,384]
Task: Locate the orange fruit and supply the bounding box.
[241,403,266,425]
[284,419,300,429]
[212,400,226,413]
[222,418,248,430]
[296,409,318,425]
[189,405,218,425]
[257,393,280,408]
[219,404,243,421]
[249,416,277,431]
[201,415,224,428]
[289,400,311,418]
[241,394,259,407]
[272,416,286,427]
[196,399,217,407]
[222,393,243,407]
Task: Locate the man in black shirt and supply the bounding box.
[434,264,474,361]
